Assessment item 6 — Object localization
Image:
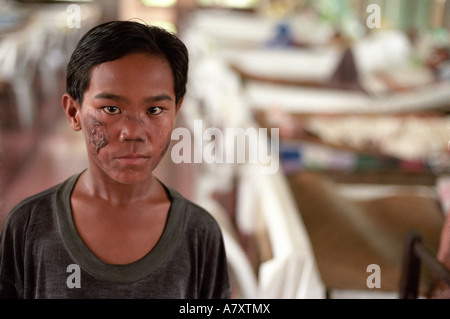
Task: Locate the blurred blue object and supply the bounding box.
[267,22,294,47]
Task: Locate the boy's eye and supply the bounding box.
[103,106,121,114]
[147,107,163,115]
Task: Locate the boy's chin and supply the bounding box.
[107,169,153,185]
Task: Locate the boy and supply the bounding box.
[0,20,230,298]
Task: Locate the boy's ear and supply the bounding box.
[62,93,82,131]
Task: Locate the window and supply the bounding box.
[141,0,177,7]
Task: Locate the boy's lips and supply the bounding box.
[114,154,151,165]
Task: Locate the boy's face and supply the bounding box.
[64,52,182,185]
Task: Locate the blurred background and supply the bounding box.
[0,0,449,299]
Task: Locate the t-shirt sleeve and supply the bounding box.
[0,209,27,299]
[197,213,231,299]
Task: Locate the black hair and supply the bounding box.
[66,20,189,105]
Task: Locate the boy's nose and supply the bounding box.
[119,115,146,142]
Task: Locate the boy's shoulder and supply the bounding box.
[166,186,223,236]
[3,176,74,229]
[166,186,215,219]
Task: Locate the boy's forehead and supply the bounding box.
[98,52,168,73]
[85,53,175,98]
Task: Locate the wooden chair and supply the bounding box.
[399,231,450,299]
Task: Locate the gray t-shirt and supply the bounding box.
[0,173,230,299]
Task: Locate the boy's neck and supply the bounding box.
[80,168,162,206]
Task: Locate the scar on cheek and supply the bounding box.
[86,117,109,154]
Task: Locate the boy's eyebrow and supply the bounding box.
[94,93,127,103]
[94,92,173,103]
[143,94,173,103]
